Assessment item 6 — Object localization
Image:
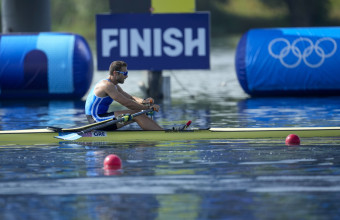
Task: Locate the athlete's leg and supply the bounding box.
[114,110,163,130]
[87,113,118,131]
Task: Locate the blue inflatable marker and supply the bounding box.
[235,27,340,96]
[0,33,93,99]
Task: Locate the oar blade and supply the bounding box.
[55,132,82,141]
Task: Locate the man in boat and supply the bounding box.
[85,60,163,131]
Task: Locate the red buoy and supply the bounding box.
[285,134,300,146]
[103,154,122,170]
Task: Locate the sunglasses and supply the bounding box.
[116,71,128,76]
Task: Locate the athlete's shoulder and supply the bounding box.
[102,81,119,96]
[96,79,113,89]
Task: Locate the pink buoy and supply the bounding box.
[103,154,122,170]
[285,134,300,146]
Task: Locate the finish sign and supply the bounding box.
[96,13,210,70]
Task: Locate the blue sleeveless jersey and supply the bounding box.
[85,80,115,121]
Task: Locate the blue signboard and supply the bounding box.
[96,13,210,70]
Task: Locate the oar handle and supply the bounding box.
[79,109,154,135]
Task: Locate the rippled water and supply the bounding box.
[1,140,340,219]
[1,42,340,219]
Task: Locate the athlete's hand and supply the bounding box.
[150,104,160,112]
[142,97,154,105]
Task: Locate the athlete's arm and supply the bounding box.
[105,84,148,110]
[116,85,138,101]
[116,85,154,105]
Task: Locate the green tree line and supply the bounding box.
[197,0,340,36]
[2,0,340,41]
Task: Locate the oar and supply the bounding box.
[55,109,154,141]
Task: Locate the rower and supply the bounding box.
[85,60,163,131]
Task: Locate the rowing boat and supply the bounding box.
[1,126,340,145]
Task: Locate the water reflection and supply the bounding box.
[0,100,87,130]
[1,96,339,131]
[237,97,340,127]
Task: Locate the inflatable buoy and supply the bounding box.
[235,27,340,96]
[0,32,93,99]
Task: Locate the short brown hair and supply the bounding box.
[109,61,127,75]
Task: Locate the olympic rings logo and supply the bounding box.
[268,37,337,68]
